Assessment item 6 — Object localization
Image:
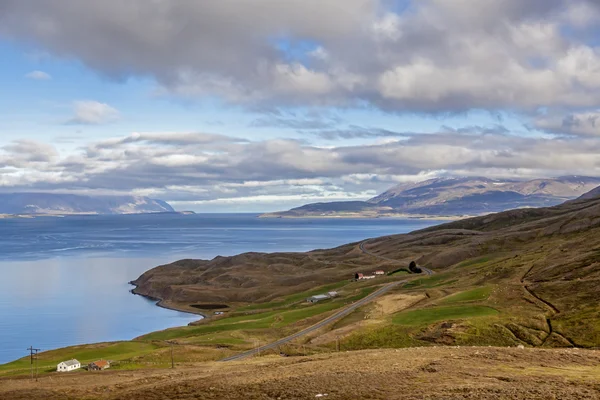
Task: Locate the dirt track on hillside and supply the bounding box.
[2,347,599,399]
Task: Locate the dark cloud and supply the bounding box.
[2,1,600,112]
[533,110,600,137]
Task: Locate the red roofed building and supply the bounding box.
[88,360,110,371]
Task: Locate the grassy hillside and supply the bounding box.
[3,192,600,378]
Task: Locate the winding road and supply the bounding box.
[221,239,432,362]
[221,280,405,362]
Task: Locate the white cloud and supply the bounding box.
[66,101,120,125]
[0,130,599,207]
[4,0,600,112]
[25,70,51,80]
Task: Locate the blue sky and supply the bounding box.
[1,0,600,212]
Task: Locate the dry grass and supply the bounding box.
[2,347,599,399]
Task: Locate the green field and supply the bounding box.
[440,287,492,304]
[392,305,499,326]
[0,342,161,377]
[456,256,493,269]
[402,274,455,289]
[142,287,375,342]
[237,281,350,311]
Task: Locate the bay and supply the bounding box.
[0,213,439,364]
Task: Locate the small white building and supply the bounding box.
[57,359,81,372]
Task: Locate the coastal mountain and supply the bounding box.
[0,193,175,215]
[261,176,600,218]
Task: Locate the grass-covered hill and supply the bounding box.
[3,187,600,383]
[133,187,600,349]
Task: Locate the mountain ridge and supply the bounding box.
[262,175,600,218]
[0,193,175,215]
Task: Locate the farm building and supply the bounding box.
[327,291,339,298]
[374,270,386,275]
[307,294,331,303]
[88,360,110,371]
[355,272,377,280]
[57,359,81,372]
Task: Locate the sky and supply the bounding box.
[1,0,600,212]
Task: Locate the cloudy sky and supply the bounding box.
[1,0,600,212]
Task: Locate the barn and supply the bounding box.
[88,360,110,371]
[307,294,331,303]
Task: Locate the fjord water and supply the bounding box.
[0,214,438,364]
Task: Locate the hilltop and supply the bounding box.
[261,176,600,218]
[0,193,175,215]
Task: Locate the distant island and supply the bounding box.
[261,176,600,218]
[0,193,180,216]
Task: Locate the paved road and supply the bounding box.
[220,280,405,362]
[358,240,434,275]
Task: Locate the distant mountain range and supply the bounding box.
[261,176,600,218]
[0,193,175,215]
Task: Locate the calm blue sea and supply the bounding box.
[0,214,439,364]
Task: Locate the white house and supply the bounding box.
[57,359,81,372]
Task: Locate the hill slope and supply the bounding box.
[133,186,600,348]
[0,193,174,215]
[262,176,600,217]
[2,348,599,400]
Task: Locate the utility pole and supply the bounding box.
[27,346,40,381]
[35,348,39,381]
[170,342,174,369]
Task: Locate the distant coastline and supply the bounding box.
[0,211,196,220]
[259,212,469,221]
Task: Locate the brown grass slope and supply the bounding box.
[2,348,599,400]
[132,192,600,347]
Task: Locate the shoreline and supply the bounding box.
[129,283,207,319]
[259,214,470,221]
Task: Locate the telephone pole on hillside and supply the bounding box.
[27,346,40,381]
